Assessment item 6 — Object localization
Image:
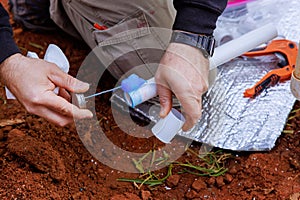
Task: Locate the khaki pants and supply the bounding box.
[49,0,176,79]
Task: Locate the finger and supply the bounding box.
[38,91,93,119]
[30,105,74,126]
[178,96,202,132]
[182,115,194,132]
[48,67,90,93]
[157,83,173,118]
[58,88,71,102]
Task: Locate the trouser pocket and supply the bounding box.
[93,11,171,80]
[63,0,172,80]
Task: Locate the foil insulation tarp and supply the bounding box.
[179,58,295,151]
[111,0,300,151]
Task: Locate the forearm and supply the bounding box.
[0,3,20,64]
[172,0,228,35]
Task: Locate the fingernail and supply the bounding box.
[75,81,89,92]
[159,108,166,117]
[81,110,93,118]
[87,111,93,118]
[182,124,190,132]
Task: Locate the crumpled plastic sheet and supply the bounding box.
[111,0,300,151]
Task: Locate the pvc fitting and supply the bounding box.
[291,71,300,100]
[151,108,185,143]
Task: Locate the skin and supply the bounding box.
[155,43,209,131]
[0,53,93,126]
[0,43,208,130]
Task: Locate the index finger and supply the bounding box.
[176,95,202,131]
[156,83,173,118]
[39,91,93,119]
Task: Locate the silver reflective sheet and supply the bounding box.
[178,58,295,151]
[111,0,300,151]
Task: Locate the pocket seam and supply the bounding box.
[94,12,151,46]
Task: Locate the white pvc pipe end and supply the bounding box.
[290,72,300,100]
[151,108,185,143]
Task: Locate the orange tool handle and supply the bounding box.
[244,66,292,98]
[243,39,298,98]
[94,23,108,30]
[243,40,297,60]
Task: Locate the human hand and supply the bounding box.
[0,53,93,126]
[155,43,209,131]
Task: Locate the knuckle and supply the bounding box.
[199,77,209,92]
[159,95,168,102]
[190,89,200,98]
[66,76,75,86]
[155,72,161,80]
[201,84,208,92]
[194,83,208,95]
[58,105,70,116]
[155,75,164,86]
[66,76,76,88]
[30,94,42,104]
[159,96,170,105]
[25,106,36,115]
[155,70,168,83]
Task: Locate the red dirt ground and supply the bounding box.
[1,1,300,199]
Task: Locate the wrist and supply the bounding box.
[0,53,23,84]
[170,31,215,58]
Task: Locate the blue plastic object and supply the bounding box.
[121,74,146,93]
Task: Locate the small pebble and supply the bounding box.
[224,174,233,183]
[185,189,199,199]
[61,136,67,142]
[191,179,207,192]
[206,177,215,186]
[166,174,181,187]
[216,176,225,187]
[141,190,151,200]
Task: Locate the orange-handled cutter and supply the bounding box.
[243,39,298,98]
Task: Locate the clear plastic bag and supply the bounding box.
[214,0,288,46]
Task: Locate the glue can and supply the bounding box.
[124,77,156,107]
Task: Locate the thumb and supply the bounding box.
[49,66,89,93]
[157,84,172,118]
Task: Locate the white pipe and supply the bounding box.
[210,23,278,69]
[290,42,300,99]
[125,23,278,107]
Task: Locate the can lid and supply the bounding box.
[121,74,146,93]
[72,93,87,109]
